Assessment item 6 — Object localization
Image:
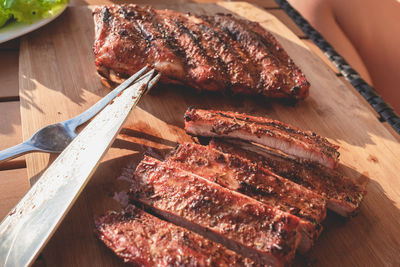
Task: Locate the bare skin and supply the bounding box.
[289,0,400,113]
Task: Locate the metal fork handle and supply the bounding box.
[0,67,158,164]
[64,66,150,130]
[0,142,36,164]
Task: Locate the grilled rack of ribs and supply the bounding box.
[211,139,365,217]
[92,4,310,100]
[130,156,301,266]
[95,108,366,266]
[95,205,258,266]
[184,108,340,169]
[166,142,326,253]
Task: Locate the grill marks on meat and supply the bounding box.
[212,14,309,98]
[92,4,310,99]
[243,17,309,98]
[156,10,226,91]
[197,16,260,94]
[95,205,257,266]
[161,8,230,89]
[132,8,188,83]
[184,108,340,169]
[166,143,326,253]
[94,5,186,85]
[130,156,301,266]
[211,139,365,217]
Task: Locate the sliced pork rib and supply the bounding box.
[95,205,257,266]
[130,156,301,266]
[166,142,326,252]
[211,139,365,217]
[184,108,340,169]
[92,4,310,99]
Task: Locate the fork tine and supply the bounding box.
[118,65,150,90]
[134,68,156,84]
[64,66,150,130]
[144,72,161,96]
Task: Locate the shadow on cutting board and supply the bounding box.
[19,7,105,117]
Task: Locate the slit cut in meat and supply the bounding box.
[92,4,310,100]
[210,139,366,217]
[95,205,258,266]
[184,108,340,169]
[130,156,301,266]
[165,143,326,253]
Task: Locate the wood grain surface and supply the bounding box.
[18,2,400,266]
[267,9,306,38]
[0,102,22,149]
[302,39,340,75]
[0,101,26,170]
[0,50,19,99]
[0,168,29,220]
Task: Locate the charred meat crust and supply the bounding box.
[211,14,309,99]
[92,4,310,99]
[130,156,301,266]
[165,143,326,252]
[184,108,340,169]
[211,139,366,217]
[95,205,258,266]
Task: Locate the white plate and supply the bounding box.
[0,5,68,44]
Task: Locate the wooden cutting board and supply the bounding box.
[18,2,400,266]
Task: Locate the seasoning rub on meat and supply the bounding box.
[95,205,258,266]
[184,108,340,169]
[92,4,310,100]
[211,139,365,217]
[130,156,301,266]
[166,142,326,252]
[94,107,366,265]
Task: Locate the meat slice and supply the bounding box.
[92,4,310,100]
[130,156,301,266]
[184,108,340,169]
[165,143,326,253]
[211,139,365,217]
[95,205,257,266]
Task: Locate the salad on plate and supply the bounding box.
[0,0,68,28]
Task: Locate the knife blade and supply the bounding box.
[0,69,159,266]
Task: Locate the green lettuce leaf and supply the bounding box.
[1,0,68,24]
[0,7,11,27]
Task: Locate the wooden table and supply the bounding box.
[0,0,399,266]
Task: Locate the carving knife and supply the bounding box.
[0,68,160,266]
